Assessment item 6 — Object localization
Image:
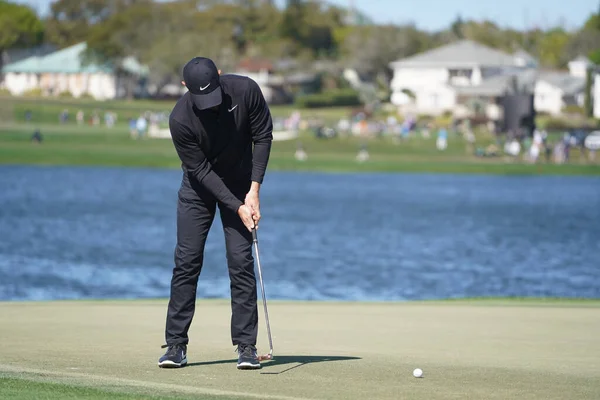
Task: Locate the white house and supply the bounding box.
[389,40,529,116]
[567,56,593,79]
[534,72,586,115]
[389,40,595,117]
[1,42,148,100]
[533,56,594,115]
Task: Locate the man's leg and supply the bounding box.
[218,183,260,368]
[164,189,216,348]
[220,204,258,346]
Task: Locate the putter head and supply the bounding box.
[258,351,273,361]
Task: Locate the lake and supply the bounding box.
[1,165,599,301]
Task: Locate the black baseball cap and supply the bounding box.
[183,57,222,110]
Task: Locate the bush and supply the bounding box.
[562,105,585,115]
[295,88,361,108]
[57,91,74,98]
[22,88,43,97]
[536,115,597,131]
[432,113,453,128]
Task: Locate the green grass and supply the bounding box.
[1,121,599,175]
[0,96,351,126]
[1,96,599,175]
[0,377,241,400]
[416,297,600,307]
[1,299,599,400]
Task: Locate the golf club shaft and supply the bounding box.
[253,229,273,355]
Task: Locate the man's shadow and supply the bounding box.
[188,355,361,374]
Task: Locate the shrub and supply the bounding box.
[432,113,453,128]
[57,91,74,98]
[295,88,361,108]
[537,115,597,131]
[22,88,43,97]
[562,105,585,115]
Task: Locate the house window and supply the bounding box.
[449,69,472,86]
[430,93,439,108]
[449,69,472,78]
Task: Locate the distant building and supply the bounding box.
[2,44,58,66]
[389,40,596,117]
[534,71,586,115]
[1,42,148,100]
[233,58,278,103]
[232,57,316,105]
[513,49,538,69]
[567,56,593,79]
[389,40,527,116]
[533,56,594,116]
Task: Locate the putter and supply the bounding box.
[252,228,274,361]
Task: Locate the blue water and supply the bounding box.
[1,165,599,301]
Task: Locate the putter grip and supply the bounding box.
[252,228,257,242]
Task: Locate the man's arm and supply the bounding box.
[246,79,273,185]
[170,117,243,214]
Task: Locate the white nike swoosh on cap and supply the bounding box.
[199,83,210,91]
[228,105,238,112]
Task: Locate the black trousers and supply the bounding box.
[165,174,257,347]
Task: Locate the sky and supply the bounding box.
[15,0,600,32]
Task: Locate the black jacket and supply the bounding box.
[169,75,273,213]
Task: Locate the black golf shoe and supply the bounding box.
[158,343,187,368]
[236,344,261,370]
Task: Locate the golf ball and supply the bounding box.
[413,368,423,378]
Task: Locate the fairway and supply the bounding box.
[1,300,599,399]
[2,122,599,175]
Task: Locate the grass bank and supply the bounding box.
[0,377,233,400]
[0,96,351,126]
[1,299,599,400]
[1,122,599,175]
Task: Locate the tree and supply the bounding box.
[301,2,345,57]
[86,1,241,97]
[536,28,571,67]
[451,15,464,39]
[565,11,600,65]
[583,10,600,31]
[461,20,511,50]
[44,0,150,47]
[340,24,430,83]
[433,19,527,54]
[564,29,600,65]
[230,0,281,56]
[0,0,44,70]
[279,0,308,55]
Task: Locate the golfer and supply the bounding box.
[158,56,273,370]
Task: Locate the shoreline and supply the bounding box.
[2,297,599,306]
[2,160,599,177]
[2,122,599,176]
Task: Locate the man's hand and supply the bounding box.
[237,204,255,232]
[244,182,261,228]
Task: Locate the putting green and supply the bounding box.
[1,299,599,399]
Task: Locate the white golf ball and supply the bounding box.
[413,368,423,378]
